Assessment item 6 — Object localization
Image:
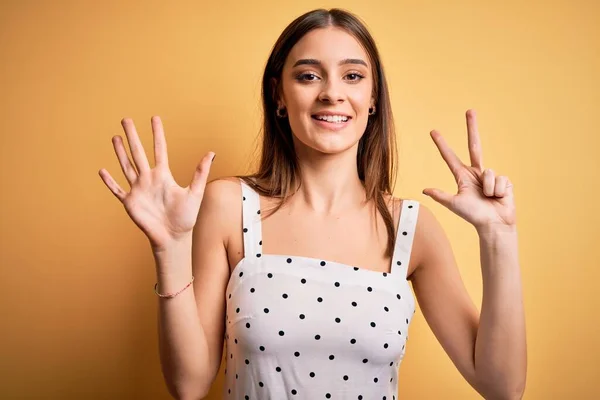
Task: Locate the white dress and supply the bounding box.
[223,179,419,399]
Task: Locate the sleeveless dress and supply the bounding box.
[223,179,420,399]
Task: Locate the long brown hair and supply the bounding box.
[237,8,399,258]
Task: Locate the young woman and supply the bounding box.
[99,8,526,400]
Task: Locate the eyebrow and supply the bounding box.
[292,58,368,68]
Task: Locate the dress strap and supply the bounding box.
[240,178,264,260]
[390,200,420,278]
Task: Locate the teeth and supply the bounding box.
[315,115,349,123]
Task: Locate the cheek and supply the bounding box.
[285,86,316,112]
[348,88,371,110]
[284,87,316,133]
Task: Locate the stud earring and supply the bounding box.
[368,106,376,116]
[276,107,287,118]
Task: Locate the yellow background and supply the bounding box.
[1,0,598,398]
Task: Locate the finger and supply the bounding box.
[430,130,464,180]
[189,152,216,195]
[151,116,169,167]
[121,118,151,175]
[494,175,508,197]
[482,169,495,197]
[422,187,453,209]
[466,109,484,172]
[98,168,127,202]
[112,135,138,185]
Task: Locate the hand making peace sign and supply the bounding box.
[422,109,516,232]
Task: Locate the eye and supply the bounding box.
[295,72,365,83]
[296,73,319,82]
[345,73,365,82]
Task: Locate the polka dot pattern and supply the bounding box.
[223,179,419,399]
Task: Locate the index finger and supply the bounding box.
[430,129,464,180]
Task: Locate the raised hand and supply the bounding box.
[98,116,215,252]
[422,109,516,232]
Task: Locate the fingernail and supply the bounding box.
[212,153,216,162]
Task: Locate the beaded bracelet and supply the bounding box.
[154,276,195,298]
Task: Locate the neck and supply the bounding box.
[292,151,367,216]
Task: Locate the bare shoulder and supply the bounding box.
[202,176,242,206]
[203,175,242,199]
[201,176,243,246]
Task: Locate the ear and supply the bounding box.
[271,77,286,108]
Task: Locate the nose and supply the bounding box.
[318,78,345,104]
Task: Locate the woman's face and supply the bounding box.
[279,27,375,156]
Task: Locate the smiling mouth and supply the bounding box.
[311,115,352,123]
[310,115,352,132]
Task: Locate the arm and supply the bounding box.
[155,237,210,400]
[411,206,526,400]
[417,109,527,398]
[474,225,526,398]
[156,179,234,399]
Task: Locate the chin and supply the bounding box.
[298,131,360,155]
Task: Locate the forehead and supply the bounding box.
[286,27,369,67]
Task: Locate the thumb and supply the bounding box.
[422,188,453,208]
[190,152,215,196]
